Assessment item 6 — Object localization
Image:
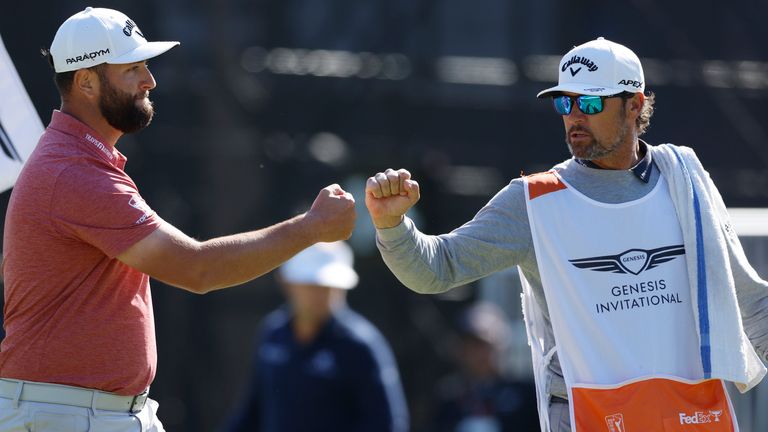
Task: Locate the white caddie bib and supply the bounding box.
[524,171,736,432]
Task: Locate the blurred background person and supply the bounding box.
[224,241,409,432]
[432,302,538,432]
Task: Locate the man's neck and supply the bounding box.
[292,314,329,344]
[60,102,122,147]
[590,138,641,170]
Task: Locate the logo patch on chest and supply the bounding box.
[569,245,685,275]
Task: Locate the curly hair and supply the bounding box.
[636,91,655,136]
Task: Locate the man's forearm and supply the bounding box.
[376,218,460,294]
[119,184,356,293]
[193,213,321,292]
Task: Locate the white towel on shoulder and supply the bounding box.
[652,143,766,392]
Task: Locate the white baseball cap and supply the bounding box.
[50,7,179,73]
[537,37,644,98]
[279,241,359,290]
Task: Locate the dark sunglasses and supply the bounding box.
[552,92,632,115]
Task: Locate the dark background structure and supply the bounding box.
[1,1,767,430]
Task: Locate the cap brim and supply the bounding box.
[536,83,626,98]
[315,265,359,290]
[110,41,180,65]
[279,263,359,290]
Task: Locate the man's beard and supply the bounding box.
[98,77,154,134]
[565,118,628,161]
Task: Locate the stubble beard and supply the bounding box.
[565,110,629,161]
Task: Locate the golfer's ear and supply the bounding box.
[627,92,644,117]
[73,68,100,99]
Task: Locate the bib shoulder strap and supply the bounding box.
[526,171,567,200]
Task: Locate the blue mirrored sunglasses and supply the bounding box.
[552,93,630,115]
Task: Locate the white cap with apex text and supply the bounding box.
[50,7,179,73]
[537,37,644,98]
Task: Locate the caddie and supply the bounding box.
[364,37,768,431]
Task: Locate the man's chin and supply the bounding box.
[124,119,153,134]
[110,114,154,134]
[567,141,596,159]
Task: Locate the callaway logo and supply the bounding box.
[65,48,110,65]
[0,120,22,163]
[570,245,685,276]
[562,55,599,76]
[605,414,625,432]
[123,19,145,38]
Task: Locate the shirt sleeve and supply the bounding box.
[50,161,162,258]
[375,179,533,294]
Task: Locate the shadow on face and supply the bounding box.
[282,282,346,319]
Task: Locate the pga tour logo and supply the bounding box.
[679,410,723,425]
[129,196,152,225]
[605,413,625,432]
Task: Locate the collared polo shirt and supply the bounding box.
[575,139,655,183]
[1,110,162,395]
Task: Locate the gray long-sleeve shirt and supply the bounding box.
[375,151,768,400]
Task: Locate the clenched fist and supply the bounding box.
[304,184,356,242]
[365,168,420,229]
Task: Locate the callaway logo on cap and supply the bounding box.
[537,37,645,98]
[50,7,179,73]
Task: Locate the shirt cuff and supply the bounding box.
[375,216,412,243]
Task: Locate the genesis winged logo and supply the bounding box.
[569,244,685,276]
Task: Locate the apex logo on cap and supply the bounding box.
[123,19,145,39]
[619,79,643,88]
[561,55,599,76]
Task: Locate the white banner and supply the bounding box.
[0,32,44,193]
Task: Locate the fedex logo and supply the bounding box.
[679,410,723,425]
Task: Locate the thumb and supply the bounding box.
[326,183,345,195]
[404,179,419,195]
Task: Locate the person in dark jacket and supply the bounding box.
[225,241,409,432]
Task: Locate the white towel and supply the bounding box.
[652,143,766,392]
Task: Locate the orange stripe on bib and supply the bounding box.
[572,378,734,432]
[526,171,567,200]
